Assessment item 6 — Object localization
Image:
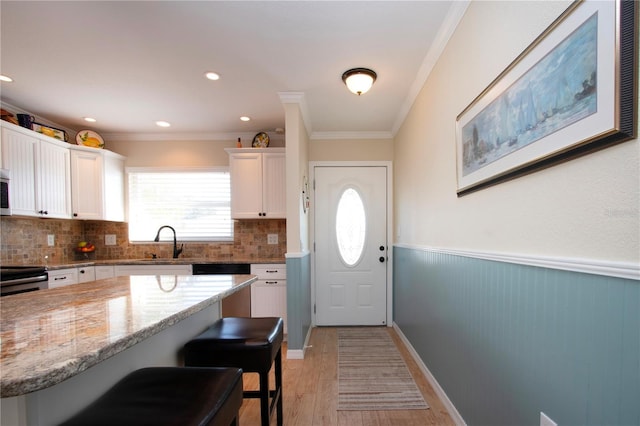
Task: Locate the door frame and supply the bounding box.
[309,161,394,327]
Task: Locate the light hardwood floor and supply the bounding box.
[239,326,455,425]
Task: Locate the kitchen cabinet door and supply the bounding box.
[77,266,96,283]
[1,126,38,216]
[70,149,103,220]
[38,139,72,218]
[95,265,115,280]
[250,264,287,333]
[226,148,285,219]
[262,152,286,218]
[70,147,125,221]
[0,123,71,218]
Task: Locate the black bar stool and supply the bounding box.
[184,317,284,426]
[59,367,243,426]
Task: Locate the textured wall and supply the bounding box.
[0,217,286,265]
[394,246,639,426]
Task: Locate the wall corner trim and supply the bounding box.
[394,244,639,280]
[285,250,310,259]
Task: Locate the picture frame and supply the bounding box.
[455,0,637,196]
[32,122,68,142]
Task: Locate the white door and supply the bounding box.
[314,166,388,326]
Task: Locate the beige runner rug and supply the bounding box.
[337,327,429,411]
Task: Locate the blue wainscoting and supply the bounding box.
[286,253,312,351]
[393,245,639,426]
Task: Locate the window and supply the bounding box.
[335,187,366,266]
[128,168,232,242]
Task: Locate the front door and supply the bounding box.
[314,166,388,326]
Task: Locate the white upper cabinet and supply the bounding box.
[1,122,71,218]
[70,146,125,221]
[226,148,286,219]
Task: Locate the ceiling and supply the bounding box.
[0,1,466,142]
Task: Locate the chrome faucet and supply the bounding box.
[153,225,183,259]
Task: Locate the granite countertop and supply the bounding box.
[0,273,257,397]
[41,258,285,270]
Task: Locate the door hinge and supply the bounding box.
[314,304,316,314]
[313,242,316,252]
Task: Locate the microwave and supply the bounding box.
[1,169,11,216]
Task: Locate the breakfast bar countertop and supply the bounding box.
[0,273,257,398]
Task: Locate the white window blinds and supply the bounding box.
[128,168,233,242]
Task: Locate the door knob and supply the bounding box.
[379,245,385,251]
[379,256,385,263]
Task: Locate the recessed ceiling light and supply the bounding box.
[240,116,250,122]
[83,117,97,123]
[205,72,220,81]
[156,121,171,127]
[0,75,13,82]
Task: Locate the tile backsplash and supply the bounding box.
[0,217,286,265]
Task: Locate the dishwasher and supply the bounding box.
[192,263,251,317]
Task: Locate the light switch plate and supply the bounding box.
[267,234,278,245]
[105,234,116,246]
[47,234,55,246]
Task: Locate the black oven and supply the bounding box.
[0,266,48,296]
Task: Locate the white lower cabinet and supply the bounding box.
[251,264,287,334]
[48,268,79,289]
[48,266,96,288]
[77,266,96,283]
[95,265,115,280]
[114,264,193,276]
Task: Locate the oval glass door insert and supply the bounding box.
[335,187,366,266]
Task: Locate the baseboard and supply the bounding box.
[286,325,314,360]
[287,349,304,359]
[393,322,466,426]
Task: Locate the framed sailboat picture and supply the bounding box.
[455,0,637,196]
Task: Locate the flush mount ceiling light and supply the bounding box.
[240,116,251,122]
[155,121,171,128]
[341,68,377,95]
[205,71,220,81]
[0,75,13,82]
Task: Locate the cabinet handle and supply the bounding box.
[266,270,279,273]
[265,281,279,285]
[79,270,85,274]
[73,213,78,217]
[54,276,67,280]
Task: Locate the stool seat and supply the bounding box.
[60,367,243,426]
[184,317,284,372]
[184,317,284,426]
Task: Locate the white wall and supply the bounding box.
[106,139,235,167]
[309,138,393,162]
[394,0,639,264]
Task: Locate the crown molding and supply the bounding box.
[278,91,312,135]
[391,0,470,136]
[101,131,285,143]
